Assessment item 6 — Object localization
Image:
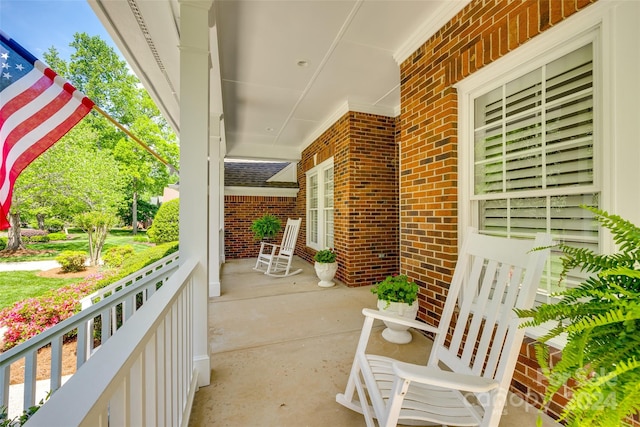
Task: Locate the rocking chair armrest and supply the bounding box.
[361,308,440,335]
[259,242,281,255]
[392,361,500,393]
[260,242,280,249]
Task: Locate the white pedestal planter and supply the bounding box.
[314,261,338,287]
[377,300,419,344]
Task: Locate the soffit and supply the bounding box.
[89,0,470,161]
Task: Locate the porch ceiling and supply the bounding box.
[89,0,469,162]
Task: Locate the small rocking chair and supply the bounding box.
[254,217,303,277]
[336,228,552,427]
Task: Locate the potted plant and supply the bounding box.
[371,275,420,344]
[250,214,281,241]
[517,207,640,426]
[314,248,338,287]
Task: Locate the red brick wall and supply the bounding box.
[298,111,398,287]
[398,0,613,423]
[296,114,345,266]
[224,195,297,259]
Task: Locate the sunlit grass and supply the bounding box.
[0,230,151,262]
[0,271,79,310]
[0,229,154,309]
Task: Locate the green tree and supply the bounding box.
[67,32,139,150]
[75,211,118,266]
[42,46,68,78]
[58,33,179,231]
[6,33,178,250]
[113,95,179,232]
[14,121,127,223]
[118,199,158,228]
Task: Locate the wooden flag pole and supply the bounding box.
[92,105,179,175]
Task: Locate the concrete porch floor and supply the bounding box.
[188,257,559,427]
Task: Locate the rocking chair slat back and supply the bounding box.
[253,218,303,278]
[432,231,547,382]
[280,219,300,256]
[336,228,552,427]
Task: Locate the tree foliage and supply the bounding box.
[6,32,180,240]
[14,121,126,224]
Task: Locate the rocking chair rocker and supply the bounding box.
[336,228,552,427]
[254,217,303,277]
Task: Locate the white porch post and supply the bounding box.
[209,115,222,297]
[179,0,211,387]
[209,19,226,296]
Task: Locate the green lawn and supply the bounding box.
[0,271,79,310]
[0,229,152,309]
[1,230,151,262]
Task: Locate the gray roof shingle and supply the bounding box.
[224,162,298,188]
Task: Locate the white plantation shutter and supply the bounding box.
[472,43,599,302]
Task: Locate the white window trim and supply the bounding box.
[306,157,334,250]
[456,0,623,250]
[454,2,622,348]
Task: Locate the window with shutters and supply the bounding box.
[306,158,334,250]
[461,34,600,306]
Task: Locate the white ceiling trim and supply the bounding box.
[225,186,299,197]
[393,0,472,65]
[348,101,396,118]
[298,100,397,152]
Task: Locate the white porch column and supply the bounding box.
[209,114,222,297]
[209,18,226,296]
[179,0,211,387]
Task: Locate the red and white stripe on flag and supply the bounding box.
[0,32,94,230]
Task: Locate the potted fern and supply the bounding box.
[371,275,420,344]
[314,248,337,287]
[250,214,281,241]
[517,206,640,426]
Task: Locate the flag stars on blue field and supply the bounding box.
[1,56,11,81]
[1,51,11,81]
[0,44,31,89]
[1,51,8,79]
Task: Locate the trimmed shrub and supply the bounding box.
[56,251,87,272]
[20,229,48,243]
[44,218,65,232]
[20,229,47,238]
[102,245,135,268]
[0,237,6,251]
[133,235,149,243]
[47,232,67,241]
[147,199,179,244]
[94,242,179,290]
[28,235,50,243]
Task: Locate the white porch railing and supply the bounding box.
[0,252,179,418]
[24,257,198,426]
[80,251,179,309]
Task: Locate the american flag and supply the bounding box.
[0,31,94,230]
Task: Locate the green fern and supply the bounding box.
[517,207,640,426]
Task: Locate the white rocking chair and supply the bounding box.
[254,217,303,277]
[336,228,552,427]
